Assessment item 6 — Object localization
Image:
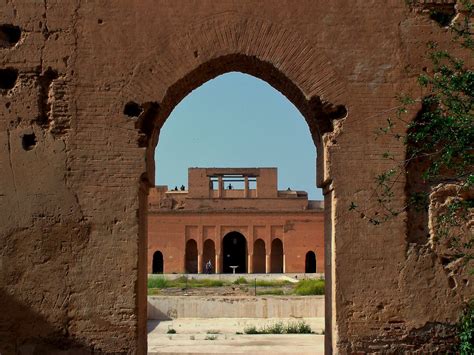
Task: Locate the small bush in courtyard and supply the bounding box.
[295,321,313,334]
[243,325,258,334]
[263,322,285,334]
[167,328,176,334]
[243,321,312,334]
[294,279,325,295]
[233,276,248,284]
[148,277,168,288]
[205,335,218,340]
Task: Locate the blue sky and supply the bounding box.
[154,72,323,200]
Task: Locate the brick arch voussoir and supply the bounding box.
[120,15,348,184]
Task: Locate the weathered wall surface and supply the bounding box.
[147,295,325,320]
[0,0,471,354]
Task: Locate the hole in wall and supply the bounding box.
[98,19,103,25]
[0,69,18,93]
[123,101,143,117]
[36,68,59,126]
[0,24,21,48]
[0,68,18,91]
[448,276,456,289]
[429,5,456,27]
[22,133,37,151]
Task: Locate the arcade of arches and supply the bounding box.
[148,168,325,274]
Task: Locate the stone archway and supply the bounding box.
[124,17,347,353]
[2,2,464,354]
[222,232,247,274]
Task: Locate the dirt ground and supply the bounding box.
[147,318,324,354]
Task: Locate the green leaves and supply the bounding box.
[351,1,473,276]
[458,300,474,355]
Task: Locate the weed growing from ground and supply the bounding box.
[243,320,313,334]
[294,279,324,295]
[233,276,248,284]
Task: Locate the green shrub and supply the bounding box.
[296,321,312,334]
[205,335,218,340]
[459,300,474,355]
[243,325,258,334]
[148,277,168,288]
[263,322,285,334]
[243,321,312,334]
[233,276,248,284]
[167,328,176,334]
[294,279,325,295]
[149,276,227,289]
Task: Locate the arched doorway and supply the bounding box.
[253,239,266,273]
[305,251,316,273]
[222,232,247,273]
[271,238,284,273]
[202,239,215,274]
[185,239,198,273]
[140,50,345,351]
[152,251,164,274]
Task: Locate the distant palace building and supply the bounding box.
[147,168,324,274]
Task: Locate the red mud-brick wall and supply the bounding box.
[0,0,471,353]
[147,212,325,274]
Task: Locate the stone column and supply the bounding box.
[265,254,271,274]
[197,254,203,274]
[215,253,221,273]
[283,254,286,273]
[248,254,253,273]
